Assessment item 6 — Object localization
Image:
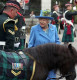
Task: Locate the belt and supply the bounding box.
[0,41,6,46]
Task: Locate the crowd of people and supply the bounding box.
[0,0,77,80]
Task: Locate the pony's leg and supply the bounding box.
[65,66,76,80]
[33,64,49,80]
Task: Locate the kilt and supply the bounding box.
[0,50,33,80]
[62,26,74,42]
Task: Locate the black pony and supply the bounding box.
[23,43,77,80]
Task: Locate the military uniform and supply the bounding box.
[14,9,26,50]
[0,13,15,51]
[62,10,77,42]
[0,0,21,52]
[52,10,60,32]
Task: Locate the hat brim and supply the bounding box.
[65,4,72,6]
[35,16,54,20]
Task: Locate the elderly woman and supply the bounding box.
[28,10,60,80]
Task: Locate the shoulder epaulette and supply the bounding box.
[3,18,15,32]
[4,18,15,24]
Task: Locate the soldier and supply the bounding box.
[73,0,77,37]
[0,1,20,51]
[14,0,26,50]
[51,4,61,33]
[62,2,77,46]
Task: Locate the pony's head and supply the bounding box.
[58,44,77,78]
[68,44,77,64]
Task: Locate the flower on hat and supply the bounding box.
[42,10,51,17]
[35,10,54,20]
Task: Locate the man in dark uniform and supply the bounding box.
[62,2,77,45]
[14,0,26,50]
[0,1,20,51]
[14,10,26,50]
[51,4,61,33]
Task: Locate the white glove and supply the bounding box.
[21,26,26,30]
[14,42,20,48]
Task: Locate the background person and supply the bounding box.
[0,1,20,51]
[28,10,61,80]
[51,4,61,33]
[62,2,77,46]
[30,11,35,18]
[14,0,26,50]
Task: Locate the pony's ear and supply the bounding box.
[68,44,72,49]
[68,44,73,53]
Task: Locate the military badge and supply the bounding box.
[8,29,15,35]
[12,63,23,70]
[11,70,21,76]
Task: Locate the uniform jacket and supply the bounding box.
[0,13,15,51]
[65,10,77,20]
[52,11,60,24]
[28,24,60,48]
[14,11,26,41]
[62,10,77,42]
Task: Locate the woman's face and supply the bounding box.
[39,18,49,28]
